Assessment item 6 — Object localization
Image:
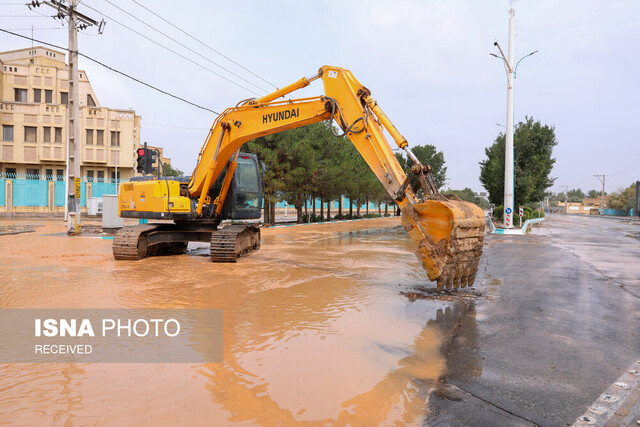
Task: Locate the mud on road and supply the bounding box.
[0,217,481,425]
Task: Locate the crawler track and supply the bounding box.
[112,224,159,260]
[210,225,260,262]
[114,223,260,262]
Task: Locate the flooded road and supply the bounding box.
[0,218,467,425]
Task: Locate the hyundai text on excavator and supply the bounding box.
[114,66,486,291]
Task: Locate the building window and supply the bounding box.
[97,171,104,182]
[5,168,17,179]
[33,89,42,103]
[86,129,93,145]
[111,171,120,180]
[87,170,94,182]
[60,92,68,105]
[87,94,96,107]
[56,169,64,181]
[2,125,13,142]
[26,168,40,179]
[54,127,62,143]
[24,126,37,143]
[46,169,53,180]
[96,129,104,146]
[45,90,53,104]
[110,131,120,147]
[43,126,51,143]
[14,88,27,102]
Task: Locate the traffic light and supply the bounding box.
[146,150,157,175]
[136,144,148,174]
[135,143,157,175]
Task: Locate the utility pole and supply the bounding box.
[505,6,515,228]
[636,181,640,216]
[491,3,538,229]
[66,0,82,234]
[594,174,605,214]
[561,185,569,214]
[29,0,104,234]
[495,6,516,228]
[115,114,119,194]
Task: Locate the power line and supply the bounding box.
[81,2,262,97]
[608,158,640,177]
[103,0,269,95]
[3,27,65,30]
[0,28,220,115]
[130,0,279,91]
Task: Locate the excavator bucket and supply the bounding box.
[401,197,486,291]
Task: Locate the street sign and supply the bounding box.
[505,207,512,215]
[74,177,81,199]
[519,206,524,216]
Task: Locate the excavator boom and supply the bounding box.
[116,66,485,291]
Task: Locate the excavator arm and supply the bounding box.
[116,66,485,290]
[184,66,485,290]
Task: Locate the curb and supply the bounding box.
[270,216,395,229]
[490,217,546,235]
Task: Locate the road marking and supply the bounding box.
[573,360,640,426]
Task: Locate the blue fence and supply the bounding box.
[270,197,388,211]
[1,177,125,210]
[91,181,118,198]
[12,179,48,207]
[602,208,636,216]
[2,176,389,213]
[54,181,65,207]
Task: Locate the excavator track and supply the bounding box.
[210,224,261,262]
[112,224,159,260]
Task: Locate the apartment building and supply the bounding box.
[0,46,140,182]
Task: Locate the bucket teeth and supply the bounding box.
[401,198,485,291]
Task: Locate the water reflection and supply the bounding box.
[0,219,482,425]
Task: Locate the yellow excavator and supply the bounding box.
[114,66,485,291]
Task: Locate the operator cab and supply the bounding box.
[210,152,264,220]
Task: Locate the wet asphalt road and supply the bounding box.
[427,214,640,426]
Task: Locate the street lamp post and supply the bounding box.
[491,6,537,228]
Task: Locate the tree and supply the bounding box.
[587,189,603,199]
[395,144,447,189]
[609,183,636,210]
[162,162,184,177]
[567,188,585,203]
[479,117,557,207]
[545,191,561,206]
[245,122,327,223]
[410,145,447,188]
[445,187,490,209]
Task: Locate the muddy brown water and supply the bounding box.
[0,218,458,425]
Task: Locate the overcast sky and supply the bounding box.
[2,0,639,195]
